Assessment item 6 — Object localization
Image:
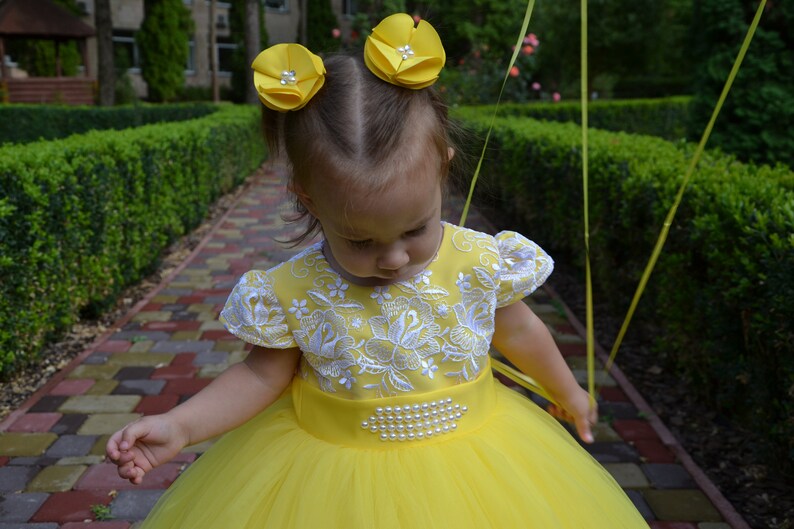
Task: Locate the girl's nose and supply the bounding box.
[377,245,410,271]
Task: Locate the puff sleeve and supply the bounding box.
[219,270,297,349]
[495,231,554,308]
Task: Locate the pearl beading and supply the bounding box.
[360,397,469,442]
[397,44,415,61]
[280,70,297,85]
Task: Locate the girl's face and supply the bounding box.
[304,150,445,287]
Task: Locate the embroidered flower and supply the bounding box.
[350,315,364,329]
[339,369,356,389]
[370,286,392,305]
[294,310,357,379]
[364,13,446,89]
[365,296,440,370]
[436,302,449,318]
[288,299,309,319]
[450,289,496,359]
[328,278,349,299]
[456,272,472,292]
[421,358,438,379]
[415,270,432,285]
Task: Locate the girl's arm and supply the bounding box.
[106,345,301,484]
[491,301,596,443]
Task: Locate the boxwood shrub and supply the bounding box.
[0,102,217,145]
[0,104,265,376]
[453,106,794,467]
[472,96,691,141]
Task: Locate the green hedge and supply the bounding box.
[453,107,794,467]
[471,96,691,141]
[0,102,217,145]
[0,104,266,375]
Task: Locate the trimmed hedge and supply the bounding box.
[0,102,217,145]
[453,106,794,467]
[472,96,691,141]
[0,104,266,376]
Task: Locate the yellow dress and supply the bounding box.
[142,222,648,528]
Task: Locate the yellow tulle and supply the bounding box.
[141,374,647,528]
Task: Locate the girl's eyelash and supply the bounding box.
[347,239,372,249]
[346,225,426,249]
[406,225,427,237]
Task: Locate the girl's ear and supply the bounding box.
[448,147,456,161]
[292,183,317,215]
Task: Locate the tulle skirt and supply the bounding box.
[142,368,647,528]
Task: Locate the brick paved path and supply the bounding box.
[0,165,748,528]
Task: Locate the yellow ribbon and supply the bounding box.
[364,13,446,89]
[251,43,326,112]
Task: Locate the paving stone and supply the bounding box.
[0,492,49,522]
[0,523,59,529]
[84,381,119,396]
[697,524,732,529]
[113,367,154,381]
[131,311,173,323]
[586,442,641,463]
[591,423,623,442]
[199,320,228,331]
[603,463,650,489]
[83,352,112,365]
[598,386,631,402]
[67,365,120,380]
[642,464,697,489]
[112,331,171,342]
[150,365,197,379]
[0,466,39,492]
[78,415,141,436]
[625,490,655,520]
[45,436,97,458]
[150,294,180,303]
[150,341,213,354]
[599,402,640,420]
[0,434,57,458]
[169,330,201,341]
[110,490,165,521]
[192,350,229,365]
[90,436,111,457]
[127,341,154,353]
[29,490,110,523]
[198,364,226,378]
[573,369,616,387]
[75,464,181,491]
[94,341,132,354]
[171,311,199,321]
[613,419,658,441]
[564,356,603,370]
[113,380,166,396]
[160,304,188,312]
[49,414,87,435]
[49,379,94,396]
[7,457,56,467]
[0,457,7,467]
[56,456,104,466]
[134,395,179,415]
[27,466,87,492]
[61,522,131,529]
[59,396,141,415]
[105,353,174,368]
[141,321,201,332]
[27,397,66,414]
[7,415,62,433]
[644,490,722,522]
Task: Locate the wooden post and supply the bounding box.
[0,37,7,81]
[55,40,62,77]
[79,39,89,77]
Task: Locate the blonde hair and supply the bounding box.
[262,54,455,245]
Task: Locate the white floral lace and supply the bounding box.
[220,223,553,397]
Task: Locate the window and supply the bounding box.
[186,39,196,74]
[112,30,140,71]
[264,0,288,12]
[216,39,237,75]
[342,0,356,16]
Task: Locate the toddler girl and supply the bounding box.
[107,13,647,528]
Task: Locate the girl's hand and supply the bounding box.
[547,386,598,444]
[106,415,188,485]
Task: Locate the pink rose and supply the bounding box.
[331,28,341,39]
[413,14,421,24]
[509,66,520,78]
[532,82,541,90]
[552,92,561,102]
[522,45,534,56]
[527,33,539,47]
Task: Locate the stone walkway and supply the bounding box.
[0,165,748,528]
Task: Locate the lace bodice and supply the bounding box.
[220,222,552,398]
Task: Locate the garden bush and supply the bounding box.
[453,106,794,469]
[0,102,217,145]
[0,104,266,377]
[473,96,691,141]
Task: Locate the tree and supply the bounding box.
[306,0,340,53]
[95,0,114,106]
[210,0,219,102]
[688,0,794,167]
[227,0,268,104]
[136,0,194,102]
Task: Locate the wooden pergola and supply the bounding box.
[0,0,96,104]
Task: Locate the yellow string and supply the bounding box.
[458,0,536,226]
[580,0,596,405]
[605,0,768,372]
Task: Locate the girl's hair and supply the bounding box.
[262,53,456,246]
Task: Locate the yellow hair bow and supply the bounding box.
[364,13,446,90]
[251,43,326,111]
